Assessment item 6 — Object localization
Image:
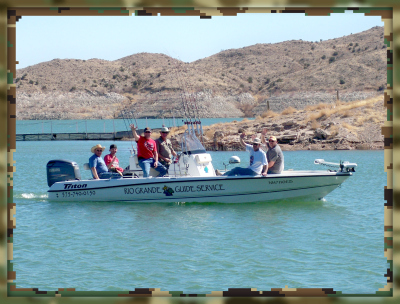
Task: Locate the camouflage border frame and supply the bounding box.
[2,3,394,299]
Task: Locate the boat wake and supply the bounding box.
[18,193,48,199]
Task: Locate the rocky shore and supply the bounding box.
[163,96,384,151]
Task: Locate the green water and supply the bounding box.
[11,140,388,294]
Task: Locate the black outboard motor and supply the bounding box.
[47,160,81,187]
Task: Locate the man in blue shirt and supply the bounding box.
[89,144,109,179]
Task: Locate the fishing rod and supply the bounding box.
[120,108,136,153]
[165,49,203,141]
[176,62,197,135]
[171,59,195,133]
[175,56,204,141]
[164,49,193,127]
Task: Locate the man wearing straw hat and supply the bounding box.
[216,132,268,177]
[89,144,110,179]
[156,126,177,172]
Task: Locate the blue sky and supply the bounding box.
[16,11,384,69]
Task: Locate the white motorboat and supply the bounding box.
[46,131,357,203]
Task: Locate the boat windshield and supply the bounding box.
[181,132,206,154]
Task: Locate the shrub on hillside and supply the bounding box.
[260,110,278,118]
[281,106,297,115]
[329,57,336,64]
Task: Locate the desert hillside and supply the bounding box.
[15,26,386,120]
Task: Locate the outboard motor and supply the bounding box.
[47,160,81,187]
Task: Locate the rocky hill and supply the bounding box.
[15,26,386,120]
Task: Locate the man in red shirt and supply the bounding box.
[130,124,167,178]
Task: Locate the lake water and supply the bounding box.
[12,139,388,295]
[16,117,253,134]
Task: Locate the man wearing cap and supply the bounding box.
[104,144,123,176]
[89,144,110,179]
[216,132,268,176]
[261,128,284,174]
[130,124,167,178]
[156,127,177,172]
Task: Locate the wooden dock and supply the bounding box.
[16,131,133,141]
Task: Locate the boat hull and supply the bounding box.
[47,171,351,203]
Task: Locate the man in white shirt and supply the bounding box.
[216,133,268,176]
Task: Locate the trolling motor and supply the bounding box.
[314,159,357,173]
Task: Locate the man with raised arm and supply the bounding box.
[130,124,167,178]
[261,128,284,174]
[216,132,268,177]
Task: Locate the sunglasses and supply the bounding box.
[95,149,103,152]
[253,143,259,146]
[145,131,151,133]
[269,140,275,142]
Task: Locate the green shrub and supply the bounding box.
[247,77,253,83]
[321,55,326,59]
[332,51,338,56]
[329,57,336,64]
[29,80,33,84]
[340,79,345,84]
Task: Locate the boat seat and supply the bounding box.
[83,163,90,170]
